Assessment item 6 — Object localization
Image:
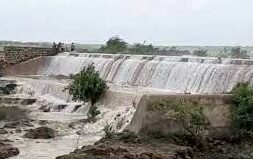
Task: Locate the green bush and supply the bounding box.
[231,83,253,131]
[129,43,157,54]
[193,49,208,57]
[65,63,108,117]
[148,100,208,136]
[99,36,127,54]
[230,47,249,59]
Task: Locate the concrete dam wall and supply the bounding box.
[4,52,253,94]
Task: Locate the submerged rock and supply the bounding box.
[0,141,19,159]
[0,129,8,135]
[4,119,33,129]
[0,81,17,95]
[24,127,55,139]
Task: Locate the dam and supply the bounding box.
[4,52,253,94]
[1,52,253,158]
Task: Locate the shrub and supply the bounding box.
[129,43,157,54]
[99,36,127,54]
[230,47,249,59]
[231,83,253,131]
[103,122,115,139]
[65,63,108,117]
[193,49,208,57]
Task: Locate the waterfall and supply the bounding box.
[34,53,253,94]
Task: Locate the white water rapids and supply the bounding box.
[41,53,253,94]
[1,52,253,159]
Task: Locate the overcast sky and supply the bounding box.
[0,0,252,46]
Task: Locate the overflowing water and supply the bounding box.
[1,52,253,158]
[37,53,253,94]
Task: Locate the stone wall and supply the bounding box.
[3,46,54,65]
[127,94,233,135]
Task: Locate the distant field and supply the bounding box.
[0,41,252,57]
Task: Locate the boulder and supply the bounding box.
[0,141,19,158]
[24,127,55,139]
[0,129,8,135]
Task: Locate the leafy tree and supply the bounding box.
[193,49,208,57]
[230,47,249,59]
[65,63,108,117]
[231,83,253,131]
[99,36,127,54]
[129,43,157,54]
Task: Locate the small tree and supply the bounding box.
[99,36,127,54]
[231,83,253,131]
[129,43,157,55]
[230,47,249,59]
[65,63,108,117]
[193,49,208,57]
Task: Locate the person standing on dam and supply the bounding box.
[52,42,57,54]
[71,43,75,52]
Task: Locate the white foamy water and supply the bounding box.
[37,53,253,94]
[0,76,139,159]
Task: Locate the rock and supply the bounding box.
[55,104,67,111]
[39,105,50,112]
[0,81,17,95]
[0,141,19,158]
[71,105,82,113]
[15,129,22,133]
[0,129,8,134]
[39,120,49,125]
[4,119,33,129]
[24,127,55,139]
[4,121,19,129]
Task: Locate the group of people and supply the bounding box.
[52,42,75,54]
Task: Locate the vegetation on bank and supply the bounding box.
[99,36,158,54]
[193,49,208,57]
[97,37,251,58]
[65,63,108,117]
[147,100,208,136]
[231,83,253,131]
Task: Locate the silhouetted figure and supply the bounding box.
[52,42,57,54]
[71,43,75,52]
[61,43,65,52]
[57,42,62,53]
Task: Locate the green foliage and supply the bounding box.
[103,122,115,139]
[129,43,157,54]
[99,36,127,54]
[231,83,253,131]
[148,100,207,136]
[193,49,208,57]
[65,63,108,117]
[230,47,249,59]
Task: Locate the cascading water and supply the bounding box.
[2,52,253,159]
[37,53,253,94]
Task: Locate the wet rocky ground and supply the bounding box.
[56,131,253,159]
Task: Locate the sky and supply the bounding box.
[0,0,252,46]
